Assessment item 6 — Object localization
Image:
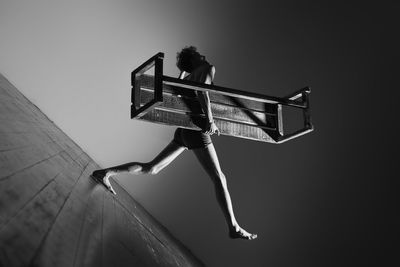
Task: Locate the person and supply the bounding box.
[92,46,257,240]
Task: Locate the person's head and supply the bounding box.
[176,46,206,73]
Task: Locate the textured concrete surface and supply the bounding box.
[0,73,203,267]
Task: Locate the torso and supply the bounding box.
[176,62,214,141]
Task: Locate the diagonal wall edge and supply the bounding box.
[0,73,204,267]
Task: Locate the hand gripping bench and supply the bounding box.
[131,53,313,144]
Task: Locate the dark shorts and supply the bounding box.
[173,128,212,150]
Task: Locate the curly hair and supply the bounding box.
[176,46,205,73]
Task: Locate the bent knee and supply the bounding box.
[148,167,160,175]
[214,171,227,187]
[143,163,161,175]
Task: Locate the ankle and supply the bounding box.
[230,224,241,232]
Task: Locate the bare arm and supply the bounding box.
[178,70,186,79]
[197,90,213,123]
[196,66,219,135]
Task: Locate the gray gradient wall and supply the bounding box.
[0,1,396,266]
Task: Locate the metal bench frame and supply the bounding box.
[131,52,313,144]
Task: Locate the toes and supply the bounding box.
[92,171,116,195]
[104,179,116,195]
[249,234,257,240]
[245,233,256,240]
[104,181,116,195]
[109,187,117,195]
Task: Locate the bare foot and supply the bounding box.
[229,227,257,240]
[91,170,117,195]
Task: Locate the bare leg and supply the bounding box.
[193,144,257,240]
[92,141,186,194]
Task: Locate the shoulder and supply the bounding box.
[198,62,215,73]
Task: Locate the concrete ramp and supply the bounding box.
[0,73,203,267]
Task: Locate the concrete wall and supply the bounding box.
[0,73,203,267]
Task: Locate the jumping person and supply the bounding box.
[92,46,257,240]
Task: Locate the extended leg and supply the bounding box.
[92,141,186,194]
[193,144,257,240]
